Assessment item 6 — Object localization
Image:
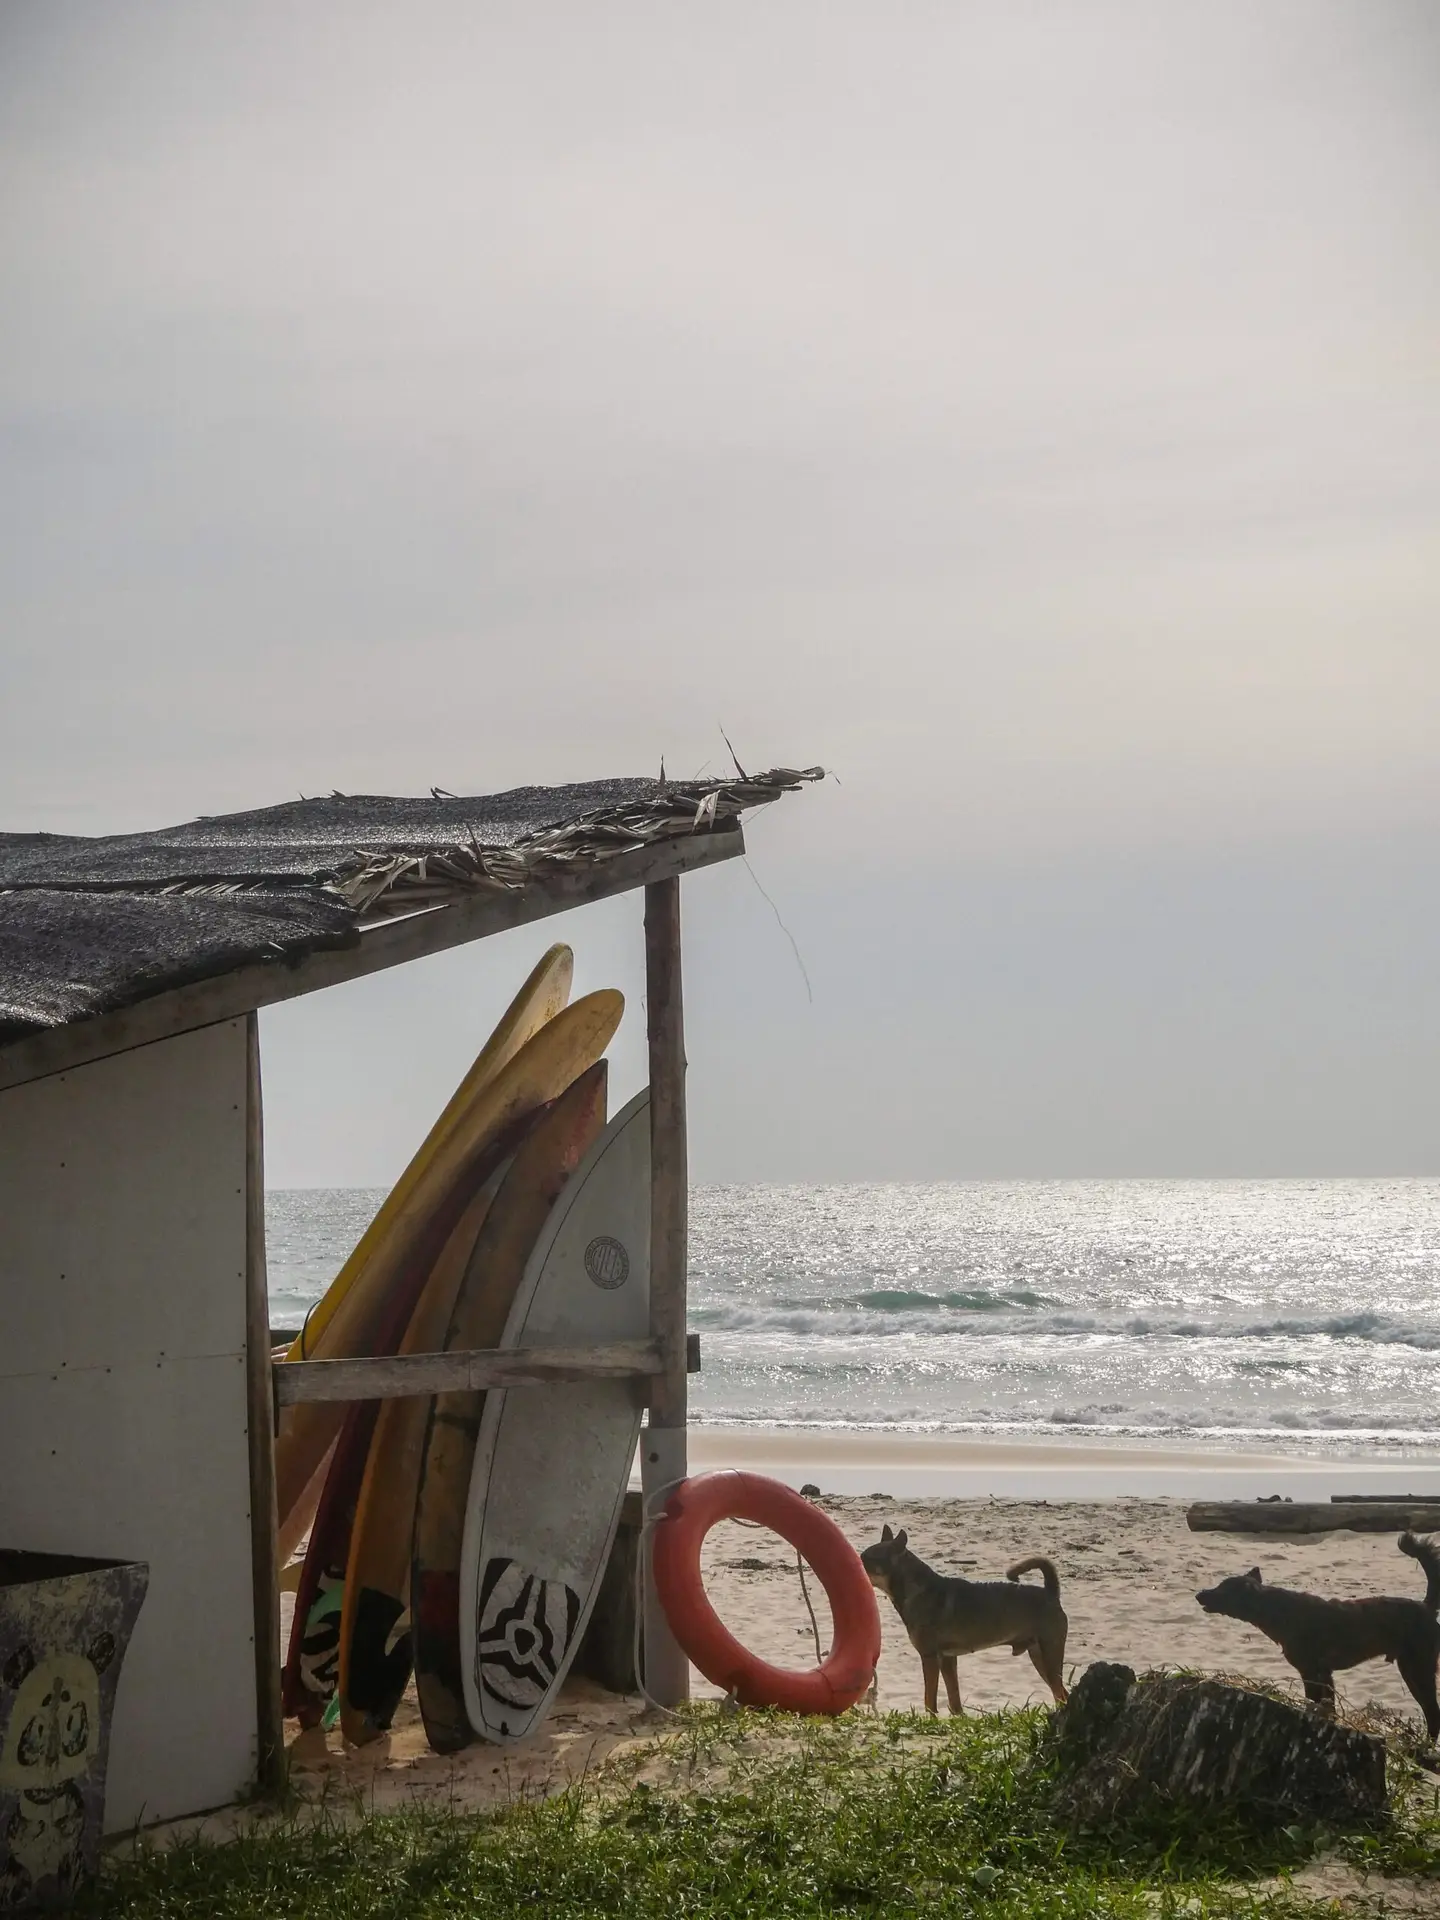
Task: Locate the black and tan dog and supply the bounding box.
[861,1524,1068,1714]
[1196,1531,1440,1740]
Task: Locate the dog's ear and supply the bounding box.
[896,1529,908,1550]
[880,1524,893,1543]
[1246,1568,1263,1584]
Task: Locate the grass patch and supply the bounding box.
[83,1707,1440,1917]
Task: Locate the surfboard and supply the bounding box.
[274,986,622,1563]
[282,944,572,1363]
[460,1088,651,1744]
[273,945,577,1561]
[280,1241,427,1724]
[411,1062,610,1754]
[336,1163,507,1745]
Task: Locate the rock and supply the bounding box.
[800,1483,821,1498]
[1049,1661,1136,1771]
[1048,1665,1388,1830]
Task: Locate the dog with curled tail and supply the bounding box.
[861,1524,1068,1714]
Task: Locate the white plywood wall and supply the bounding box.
[0,1020,258,1826]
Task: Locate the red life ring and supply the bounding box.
[651,1470,881,1715]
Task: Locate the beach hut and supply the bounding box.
[0,769,817,1828]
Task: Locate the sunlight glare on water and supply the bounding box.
[267,1179,1440,1456]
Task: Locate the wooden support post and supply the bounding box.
[641,877,691,1707]
[243,1015,285,1792]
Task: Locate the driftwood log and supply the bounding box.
[1187,1502,1440,1535]
[1331,1495,1440,1504]
[1048,1663,1388,1829]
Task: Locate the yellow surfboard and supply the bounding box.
[284,944,574,1365]
[336,1166,505,1746]
[275,987,624,1561]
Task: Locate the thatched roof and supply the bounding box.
[0,769,820,1043]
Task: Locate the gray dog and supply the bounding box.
[861,1524,1068,1714]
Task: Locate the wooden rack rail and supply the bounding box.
[274,1332,701,1407]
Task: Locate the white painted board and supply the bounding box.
[460,1088,650,1742]
[0,1022,257,1826]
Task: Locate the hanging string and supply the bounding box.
[794,1550,824,1664]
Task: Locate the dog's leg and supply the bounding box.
[940,1654,962,1716]
[1301,1672,1336,1717]
[1029,1635,1069,1706]
[921,1654,940,1716]
[1396,1650,1440,1744]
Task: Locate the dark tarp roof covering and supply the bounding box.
[0,889,359,1041]
[0,769,819,1042]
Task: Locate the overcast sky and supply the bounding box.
[2,1,1437,1182]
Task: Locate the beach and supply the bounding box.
[268,1179,1440,1801]
[694,1486,1438,1720]
[681,1431,1440,1719]
[687,1425,1440,1500]
[275,1430,1440,1818]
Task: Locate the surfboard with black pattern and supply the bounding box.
[460,1089,650,1743]
[473,1560,581,1709]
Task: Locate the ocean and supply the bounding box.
[266,1179,1440,1459]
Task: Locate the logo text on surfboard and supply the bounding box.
[583,1235,630,1289]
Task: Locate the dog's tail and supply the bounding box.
[1399,1532,1440,1613]
[1006,1555,1061,1599]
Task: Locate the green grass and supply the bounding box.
[83,1707,1440,1918]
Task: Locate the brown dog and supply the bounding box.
[1196,1532,1440,1740]
[861,1524,1068,1714]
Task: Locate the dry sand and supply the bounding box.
[693,1491,1438,1720]
[264,1476,1440,1823]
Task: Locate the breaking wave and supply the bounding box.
[691,1301,1440,1350]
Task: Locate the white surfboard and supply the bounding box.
[459,1087,650,1742]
